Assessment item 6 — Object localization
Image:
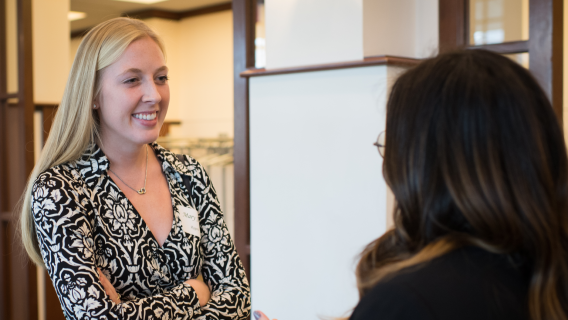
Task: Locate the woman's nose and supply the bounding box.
[142,81,161,104]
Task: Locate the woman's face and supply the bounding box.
[95,36,169,148]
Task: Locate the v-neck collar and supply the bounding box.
[76,142,195,250]
[76,142,192,189]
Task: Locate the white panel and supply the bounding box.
[265,0,363,69]
[414,0,439,58]
[363,0,438,59]
[250,66,390,319]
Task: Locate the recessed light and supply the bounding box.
[68,11,87,21]
[114,0,169,4]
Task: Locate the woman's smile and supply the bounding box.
[132,111,158,126]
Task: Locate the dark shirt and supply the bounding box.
[350,246,530,320]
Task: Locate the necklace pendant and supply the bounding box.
[137,188,146,195]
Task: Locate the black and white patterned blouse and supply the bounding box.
[32,143,251,320]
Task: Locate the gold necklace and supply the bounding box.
[109,145,148,195]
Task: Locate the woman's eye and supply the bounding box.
[157,76,169,83]
[124,78,138,84]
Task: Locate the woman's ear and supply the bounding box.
[93,97,100,109]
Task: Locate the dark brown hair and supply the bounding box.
[356,50,568,320]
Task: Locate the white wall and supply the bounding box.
[265,0,363,69]
[33,0,70,103]
[174,11,234,138]
[250,65,398,318]
[363,0,438,58]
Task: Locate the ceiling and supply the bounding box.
[70,0,231,32]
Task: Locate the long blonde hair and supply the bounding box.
[20,17,166,266]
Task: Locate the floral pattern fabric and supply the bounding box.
[32,143,251,320]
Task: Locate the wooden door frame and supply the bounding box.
[0,0,37,319]
[439,0,563,121]
[232,0,255,280]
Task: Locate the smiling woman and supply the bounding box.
[18,17,250,320]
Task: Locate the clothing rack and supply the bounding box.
[157,136,235,236]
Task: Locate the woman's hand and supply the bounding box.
[253,310,277,320]
[97,268,121,304]
[185,278,211,307]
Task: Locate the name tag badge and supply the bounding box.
[178,206,200,238]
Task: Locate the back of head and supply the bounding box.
[357,50,568,320]
[20,17,166,267]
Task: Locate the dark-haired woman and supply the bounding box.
[350,50,568,320]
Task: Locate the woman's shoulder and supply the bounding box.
[350,276,436,320]
[35,160,82,187]
[31,156,94,207]
[152,143,202,171]
[351,247,530,320]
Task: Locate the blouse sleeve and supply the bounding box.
[186,159,251,320]
[32,167,203,320]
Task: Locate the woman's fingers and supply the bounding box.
[253,310,277,320]
[97,268,121,304]
[185,278,211,307]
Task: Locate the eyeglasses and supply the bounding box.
[373,131,385,158]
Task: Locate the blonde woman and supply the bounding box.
[20,17,250,319]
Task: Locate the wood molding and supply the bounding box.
[15,0,37,318]
[123,8,182,20]
[233,0,255,281]
[529,0,563,122]
[72,2,233,39]
[180,2,232,19]
[0,93,17,101]
[122,2,232,21]
[240,55,421,78]
[467,40,529,54]
[159,120,181,137]
[0,0,7,317]
[439,0,467,53]
[70,28,90,39]
[35,104,58,143]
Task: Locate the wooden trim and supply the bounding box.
[439,0,467,53]
[0,0,7,214]
[158,120,181,137]
[70,28,90,39]
[36,104,58,143]
[233,0,255,281]
[18,0,35,182]
[123,8,182,20]
[0,0,7,317]
[467,40,529,54]
[529,0,563,122]
[240,55,421,78]
[72,2,233,39]
[16,0,37,319]
[122,2,232,21]
[0,93,17,101]
[464,0,470,46]
[180,2,232,19]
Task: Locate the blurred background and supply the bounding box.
[0,0,563,319]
